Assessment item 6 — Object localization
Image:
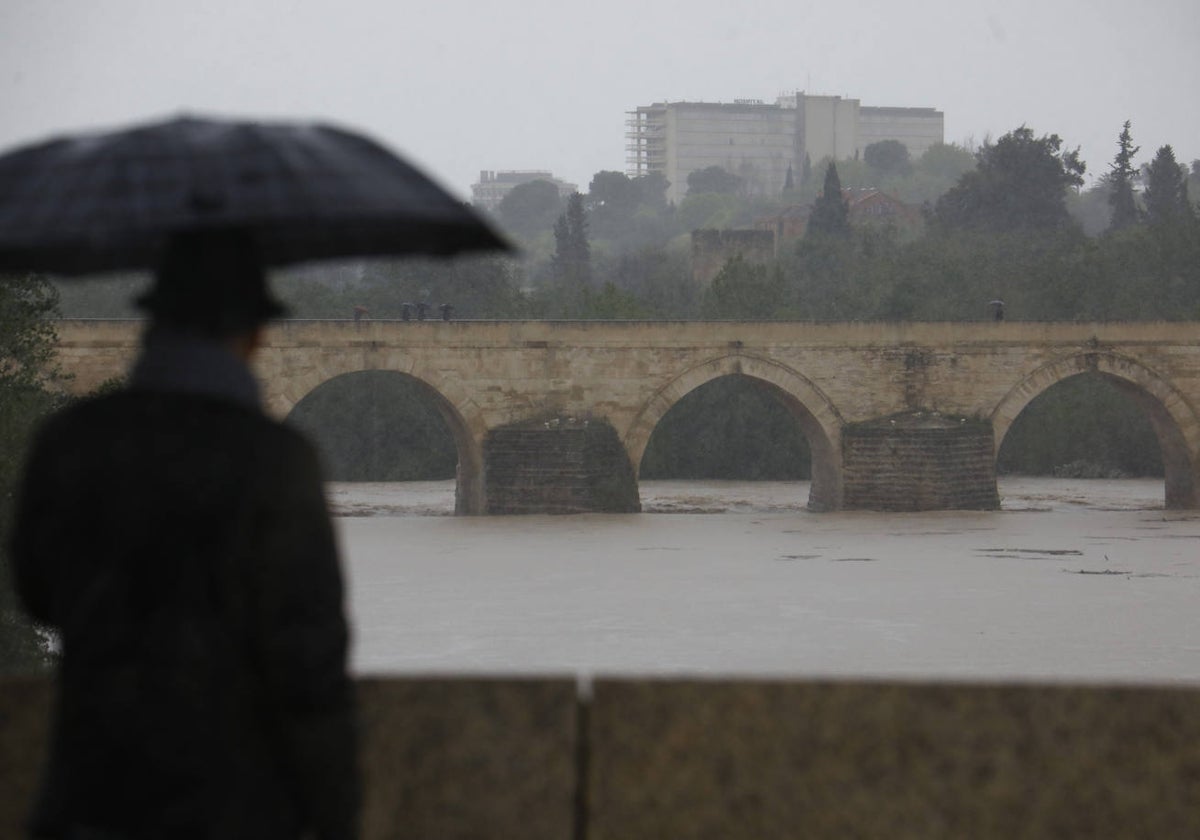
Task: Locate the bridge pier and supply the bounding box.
[841,413,1000,511]
[455,445,487,515]
[483,417,641,514]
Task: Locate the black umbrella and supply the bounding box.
[0,115,509,276]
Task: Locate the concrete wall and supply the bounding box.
[798,94,861,164]
[667,103,796,200]
[4,675,1199,839]
[857,106,945,159]
[52,320,1200,512]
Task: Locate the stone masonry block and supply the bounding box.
[359,677,578,840]
[587,678,1200,840]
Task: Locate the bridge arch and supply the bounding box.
[276,364,490,515]
[624,354,845,511]
[992,351,1200,508]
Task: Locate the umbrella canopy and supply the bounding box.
[0,115,509,276]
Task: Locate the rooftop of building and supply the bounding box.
[630,93,941,116]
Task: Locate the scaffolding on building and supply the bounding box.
[624,108,664,179]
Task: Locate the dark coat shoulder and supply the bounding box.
[10,391,358,840]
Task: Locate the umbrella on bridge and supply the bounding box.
[0,115,509,276]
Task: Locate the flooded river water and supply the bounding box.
[329,478,1200,685]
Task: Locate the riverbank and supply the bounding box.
[327,476,1172,517]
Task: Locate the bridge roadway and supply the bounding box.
[54,319,1200,513]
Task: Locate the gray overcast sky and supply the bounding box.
[2,0,1197,198]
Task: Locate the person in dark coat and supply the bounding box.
[9,230,359,840]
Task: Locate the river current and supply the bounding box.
[329,478,1200,685]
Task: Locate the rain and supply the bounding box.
[4,0,1199,684]
[3,1,1200,836]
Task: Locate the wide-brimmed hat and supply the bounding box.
[136,228,287,334]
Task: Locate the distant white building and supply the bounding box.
[626,92,944,204]
[471,170,579,210]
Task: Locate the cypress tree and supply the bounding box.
[1143,145,1192,228]
[552,192,591,286]
[1106,121,1140,232]
[807,162,850,238]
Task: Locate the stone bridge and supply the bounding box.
[53,319,1200,514]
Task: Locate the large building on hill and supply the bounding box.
[626,93,943,204]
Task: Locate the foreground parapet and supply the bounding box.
[4,675,1200,838]
[587,678,1200,839]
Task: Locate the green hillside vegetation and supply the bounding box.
[0,273,64,672]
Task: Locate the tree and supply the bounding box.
[807,162,850,238]
[634,172,671,211]
[586,170,644,242]
[288,371,457,481]
[686,165,742,196]
[580,170,679,252]
[608,247,697,317]
[677,193,743,231]
[0,274,60,394]
[552,192,591,287]
[829,157,870,191]
[934,126,1085,233]
[1143,145,1192,228]
[997,375,1163,477]
[274,255,527,319]
[1,272,63,672]
[1068,182,1117,237]
[917,143,977,183]
[495,179,562,238]
[701,254,786,318]
[639,376,811,480]
[1106,121,1140,232]
[578,282,650,319]
[880,142,978,206]
[587,170,640,216]
[52,272,146,317]
[864,139,912,181]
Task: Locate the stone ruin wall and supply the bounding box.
[690,228,776,288]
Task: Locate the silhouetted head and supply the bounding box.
[137,228,287,338]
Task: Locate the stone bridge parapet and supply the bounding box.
[53,319,1200,513]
